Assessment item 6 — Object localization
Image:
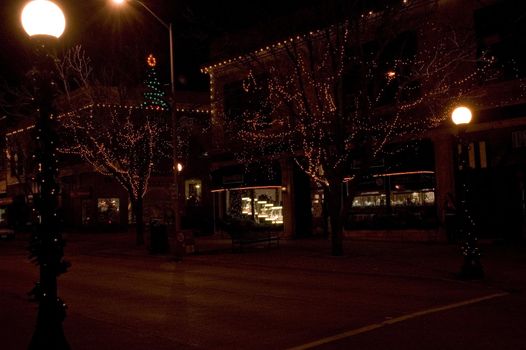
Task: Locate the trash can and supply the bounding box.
[150,219,169,254]
[184,231,195,254]
[173,231,185,261]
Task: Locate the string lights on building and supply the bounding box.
[202,8,494,188]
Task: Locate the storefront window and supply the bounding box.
[353,192,387,207]
[226,186,283,225]
[352,172,436,208]
[97,198,120,224]
[311,191,324,218]
[0,207,7,226]
[347,171,437,229]
[353,189,435,208]
[391,190,435,206]
[185,179,202,206]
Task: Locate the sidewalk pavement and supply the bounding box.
[12,230,526,291]
[53,230,526,291]
[2,231,526,350]
[189,234,526,291]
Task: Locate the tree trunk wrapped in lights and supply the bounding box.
[221,1,494,255]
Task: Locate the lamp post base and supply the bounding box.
[28,299,70,350]
[458,256,484,280]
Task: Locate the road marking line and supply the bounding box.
[287,292,509,350]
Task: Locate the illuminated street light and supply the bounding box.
[21,0,65,38]
[22,2,71,348]
[111,0,183,233]
[451,105,484,280]
[110,0,174,95]
[451,106,472,126]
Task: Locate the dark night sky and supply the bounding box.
[0,0,321,91]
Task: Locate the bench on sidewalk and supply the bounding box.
[230,230,280,252]
[220,218,280,252]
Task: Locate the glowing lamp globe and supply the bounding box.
[21,0,66,38]
[451,106,472,126]
[112,0,126,4]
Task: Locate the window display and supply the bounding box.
[185,179,202,206]
[226,186,283,225]
[352,190,434,208]
[352,192,387,207]
[0,207,7,226]
[97,198,120,224]
[346,171,437,229]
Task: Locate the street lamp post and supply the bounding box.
[112,0,175,96]
[21,1,70,348]
[451,106,484,280]
[111,0,182,233]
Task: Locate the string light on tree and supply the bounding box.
[59,103,171,245]
[204,4,495,256]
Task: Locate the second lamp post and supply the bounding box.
[451,106,484,279]
[111,0,183,233]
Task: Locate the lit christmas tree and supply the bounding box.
[142,54,170,110]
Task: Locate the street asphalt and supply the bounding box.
[1,231,525,349]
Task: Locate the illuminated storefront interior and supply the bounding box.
[97,198,120,224]
[213,185,284,226]
[185,179,202,206]
[344,171,437,229]
[0,206,8,227]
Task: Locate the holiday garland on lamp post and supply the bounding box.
[21,1,70,348]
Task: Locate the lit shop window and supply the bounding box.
[352,190,435,207]
[185,179,202,206]
[391,190,434,206]
[0,207,7,226]
[97,198,120,224]
[458,141,488,169]
[353,192,387,207]
[226,186,283,225]
[311,191,325,218]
